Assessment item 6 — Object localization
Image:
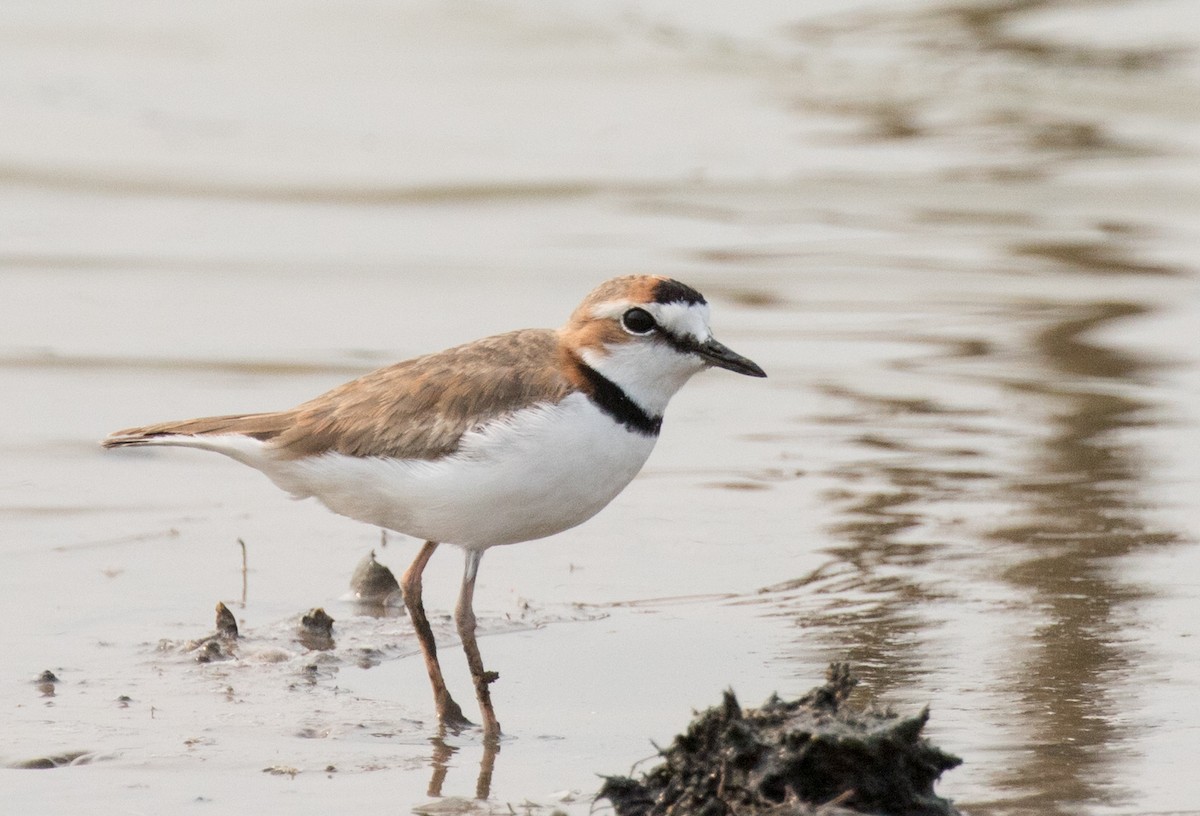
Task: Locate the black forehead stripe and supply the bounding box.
[652,279,706,305]
[570,358,662,437]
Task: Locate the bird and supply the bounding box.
[103,275,766,738]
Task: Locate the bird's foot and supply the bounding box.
[436,692,474,733]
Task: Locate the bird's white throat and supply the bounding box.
[579,341,706,418]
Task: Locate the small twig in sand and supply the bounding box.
[237,538,248,607]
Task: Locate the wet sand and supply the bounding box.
[2,1,1199,813]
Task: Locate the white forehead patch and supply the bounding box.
[589,299,712,342]
[651,300,712,342]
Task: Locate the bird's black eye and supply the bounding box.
[621,307,657,335]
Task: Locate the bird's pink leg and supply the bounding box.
[456,549,501,739]
[401,540,471,730]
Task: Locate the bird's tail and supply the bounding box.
[102,412,292,451]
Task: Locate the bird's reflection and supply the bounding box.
[426,728,500,800]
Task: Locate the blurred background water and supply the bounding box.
[1,1,1198,814]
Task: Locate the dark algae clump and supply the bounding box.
[298,607,336,651]
[599,664,961,816]
[186,601,240,663]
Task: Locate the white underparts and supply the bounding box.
[131,393,656,550]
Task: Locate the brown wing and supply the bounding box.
[276,328,572,459]
[105,329,573,460]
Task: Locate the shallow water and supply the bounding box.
[2,1,1198,814]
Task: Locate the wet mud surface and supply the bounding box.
[2,0,1199,814]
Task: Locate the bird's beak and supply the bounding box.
[698,337,766,378]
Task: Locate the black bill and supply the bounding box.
[698,337,766,377]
